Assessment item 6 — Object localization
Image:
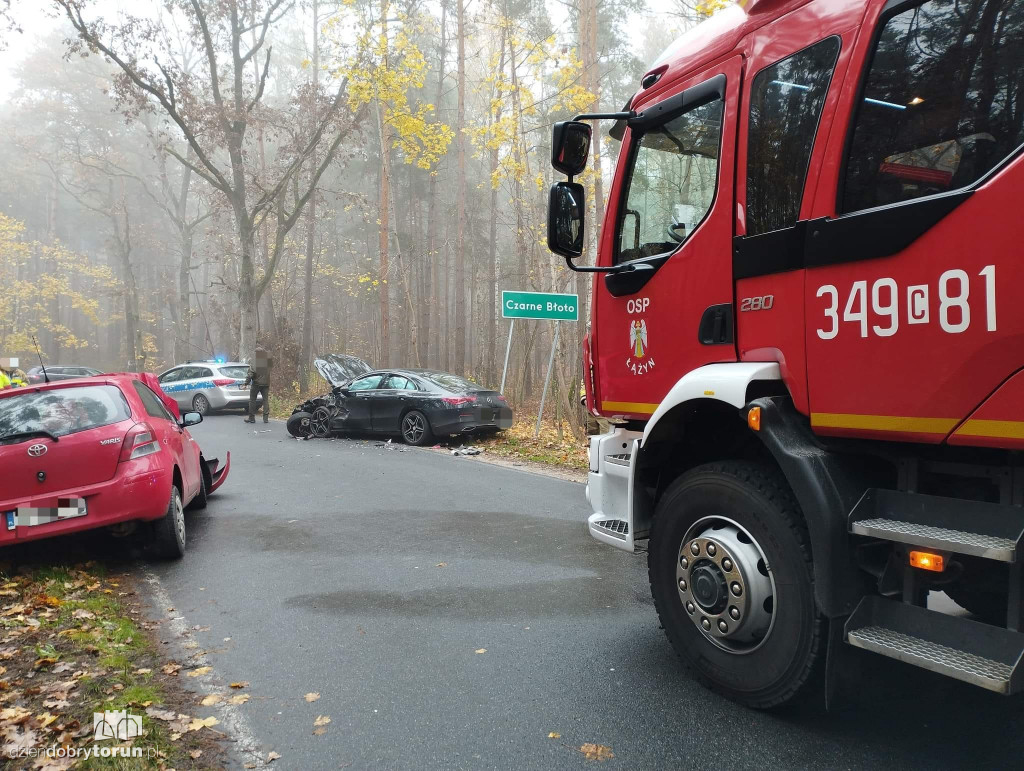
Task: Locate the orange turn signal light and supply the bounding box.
[747,406,761,432]
[909,550,945,572]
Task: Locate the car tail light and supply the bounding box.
[120,422,161,462]
[442,396,475,407]
[213,378,235,387]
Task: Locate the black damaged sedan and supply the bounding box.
[287,365,513,445]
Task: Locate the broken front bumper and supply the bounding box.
[585,427,643,552]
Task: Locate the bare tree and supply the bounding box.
[56,0,366,357]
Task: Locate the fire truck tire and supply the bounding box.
[648,460,825,709]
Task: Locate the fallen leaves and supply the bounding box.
[475,648,487,654]
[228,693,250,705]
[314,715,331,727]
[304,692,321,702]
[162,662,182,676]
[187,716,220,732]
[579,743,615,761]
[145,707,178,722]
[187,666,212,677]
[548,732,561,739]
[200,694,222,706]
[230,681,249,689]
[267,750,281,762]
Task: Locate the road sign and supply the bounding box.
[501,291,579,321]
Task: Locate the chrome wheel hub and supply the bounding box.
[676,517,775,654]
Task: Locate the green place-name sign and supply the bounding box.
[501,291,579,321]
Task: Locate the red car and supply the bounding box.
[0,374,229,558]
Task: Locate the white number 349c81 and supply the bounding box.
[816,266,997,340]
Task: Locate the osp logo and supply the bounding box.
[625,297,655,377]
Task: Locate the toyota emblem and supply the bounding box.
[27,443,47,457]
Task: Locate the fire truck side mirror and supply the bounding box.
[551,121,592,177]
[547,181,585,259]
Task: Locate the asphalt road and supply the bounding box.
[134,415,1024,769]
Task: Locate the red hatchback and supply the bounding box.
[0,375,228,558]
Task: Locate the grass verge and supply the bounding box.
[0,562,224,769]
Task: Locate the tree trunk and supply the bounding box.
[175,227,193,363]
[454,0,467,375]
[377,101,392,368]
[486,28,506,386]
[427,0,447,369]
[237,208,258,360]
[299,0,320,388]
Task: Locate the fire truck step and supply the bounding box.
[604,453,631,467]
[845,595,1024,693]
[848,489,1024,562]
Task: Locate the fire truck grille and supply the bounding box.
[594,519,629,538]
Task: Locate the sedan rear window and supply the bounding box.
[424,373,479,392]
[0,385,132,441]
[219,366,249,379]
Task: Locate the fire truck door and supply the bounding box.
[803,0,1024,444]
[593,56,741,420]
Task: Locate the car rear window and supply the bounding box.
[219,366,248,379]
[424,373,479,392]
[0,385,132,441]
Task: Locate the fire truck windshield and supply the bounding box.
[615,97,723,264]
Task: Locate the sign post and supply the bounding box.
[499,291,579,438]
[499,319,515,394]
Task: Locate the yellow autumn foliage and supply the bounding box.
[0,213,118,358]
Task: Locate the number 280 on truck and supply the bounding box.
[547,0,1024,708]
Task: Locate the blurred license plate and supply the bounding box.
[480,409,494,421]
[17,498,87,527]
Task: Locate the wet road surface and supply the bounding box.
[33,415,1024,768]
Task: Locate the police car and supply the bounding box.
[157,360,257,415]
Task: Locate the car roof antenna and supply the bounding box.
[31,336,50,383]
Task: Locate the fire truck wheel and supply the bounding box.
[648,460,825,709]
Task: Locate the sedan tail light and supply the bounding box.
[442,396,475,407]
[120,422,161,462]
[213,378,236,387]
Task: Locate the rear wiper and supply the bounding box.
[0,430,60,444]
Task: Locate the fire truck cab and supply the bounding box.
[548,0,1024,707]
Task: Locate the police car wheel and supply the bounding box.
[192,393,210,415]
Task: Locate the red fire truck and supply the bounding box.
[547,0,1024,708]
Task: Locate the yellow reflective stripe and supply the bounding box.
[601,401,658,415]
[955,419,1024,440]
[811,412,958,434]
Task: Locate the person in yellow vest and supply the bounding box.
[0,361,25,388]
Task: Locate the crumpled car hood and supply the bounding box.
[313,354,373,388]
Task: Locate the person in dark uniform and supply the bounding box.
[244,345,272,424]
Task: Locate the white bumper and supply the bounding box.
[585,427,643,552]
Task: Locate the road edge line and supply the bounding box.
[142,569,272,768]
